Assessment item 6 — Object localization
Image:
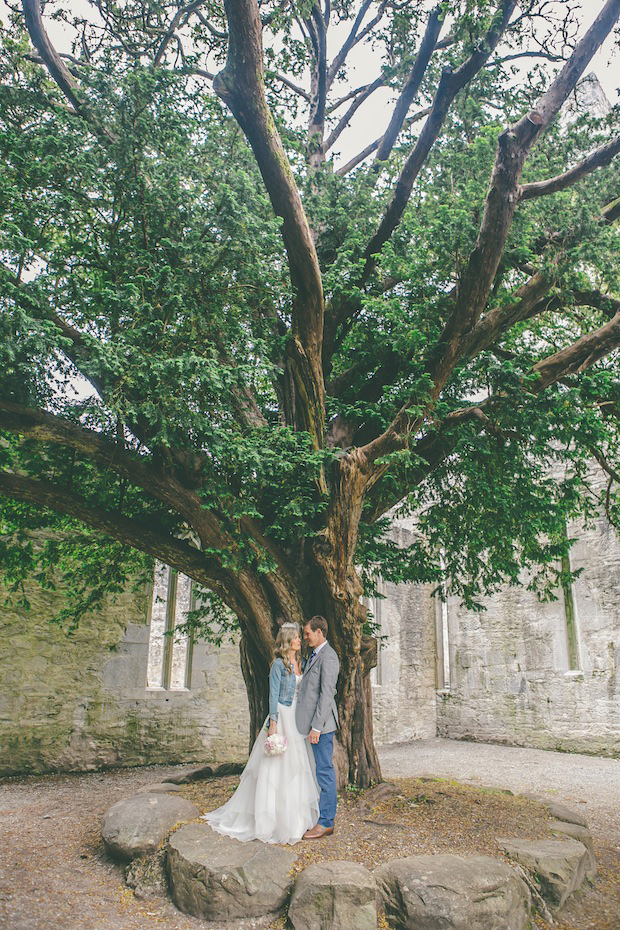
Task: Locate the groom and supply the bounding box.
[296,615,340,839]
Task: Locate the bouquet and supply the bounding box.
[264,733,288,756]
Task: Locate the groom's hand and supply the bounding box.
[309,728,320,744]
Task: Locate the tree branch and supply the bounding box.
[324,75,385,152]
[153,0,210,66]
[268,71,310,101]
[429,0,620,401]
[214,0,325,447]
[21,0,81,111]
[336,136,383,176]
[374,5,443,163]
[307,3,328,166]
[533,310,620,389]
[194,12,228,40]
[335,107,431,176]
[21,0,116,142]
[603,195,620,225]
[361,0,518,282]
[0,470,221,586]
[520,135,620,201]
[328,79,381,114]
[364,311,620,522]
[492,50,567,65]
[0,400,212,527]
[327,0,377,89]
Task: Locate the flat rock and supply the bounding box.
[134,782,183,794]
[497,837,589,909]
[375,853,530,930]
[167,822,296,921]
[165,762,245,784]
[522,795,589,828]
[550,821,596,877]
[101,794,199,861]
[289,860,376,930]
[544,800,589,828]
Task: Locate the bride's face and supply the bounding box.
[291,634,301,652]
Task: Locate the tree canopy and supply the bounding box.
[2,0,620,781]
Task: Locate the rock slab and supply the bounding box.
[165,762,245,784]
[542,800,589,828]
[167,822,296,920]
[497,837,589,909]
[289,860,376,930]
[549,820,596,877]
[102,794,199,861]
[523,795,589,828]
[375,853,531,930]
[134,782,183,794]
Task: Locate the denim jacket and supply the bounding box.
[269,657,297,721]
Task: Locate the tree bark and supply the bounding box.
[333,636,380,787]
[239,628,271,754]
[309,450,383,786]
[237,561,381,786]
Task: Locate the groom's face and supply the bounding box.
[303,624,323,649]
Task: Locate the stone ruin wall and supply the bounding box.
[436,504,620,756]
[1,484,619,774]
[0,576,250,775]
[0,552,437,776]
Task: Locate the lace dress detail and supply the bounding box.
[204,673,319,845]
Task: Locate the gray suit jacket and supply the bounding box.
[295,641,340,736]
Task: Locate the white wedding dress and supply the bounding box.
[204,674,320,845]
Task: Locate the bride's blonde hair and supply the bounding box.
[273,623,299,674]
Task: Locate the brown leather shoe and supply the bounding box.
[303,824,334,840]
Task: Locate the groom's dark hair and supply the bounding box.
[306,615,328,637]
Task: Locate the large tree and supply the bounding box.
[1,0,620,784]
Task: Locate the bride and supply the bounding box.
[204,623,320,844]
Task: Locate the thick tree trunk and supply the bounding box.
[333,636,381,787]
[239,628,271,753]
[226,450,383,786]
[309,450,383,786]
[233,570,382,785]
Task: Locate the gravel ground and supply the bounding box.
[380,738,620,849]
[0,738,618,930]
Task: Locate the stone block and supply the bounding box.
[497,837,589,909]
[289,861,376,930]
[549,821,596,877]
[134,782,184,794]
[101,793,199,861]
[376,853,530,930]
[166,822,296,921]
[541,799,589,828]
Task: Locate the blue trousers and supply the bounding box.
[311,731,337,827]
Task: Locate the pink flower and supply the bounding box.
[264,734,288,756]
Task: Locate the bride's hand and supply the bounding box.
[268,720,277,736]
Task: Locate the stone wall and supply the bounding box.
[370,521,438,745]
[0,574,249,775]
[0,533,438,774]
[435,505,620,756]
[2,481,619,775]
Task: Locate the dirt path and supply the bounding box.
[1,740,618,930]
